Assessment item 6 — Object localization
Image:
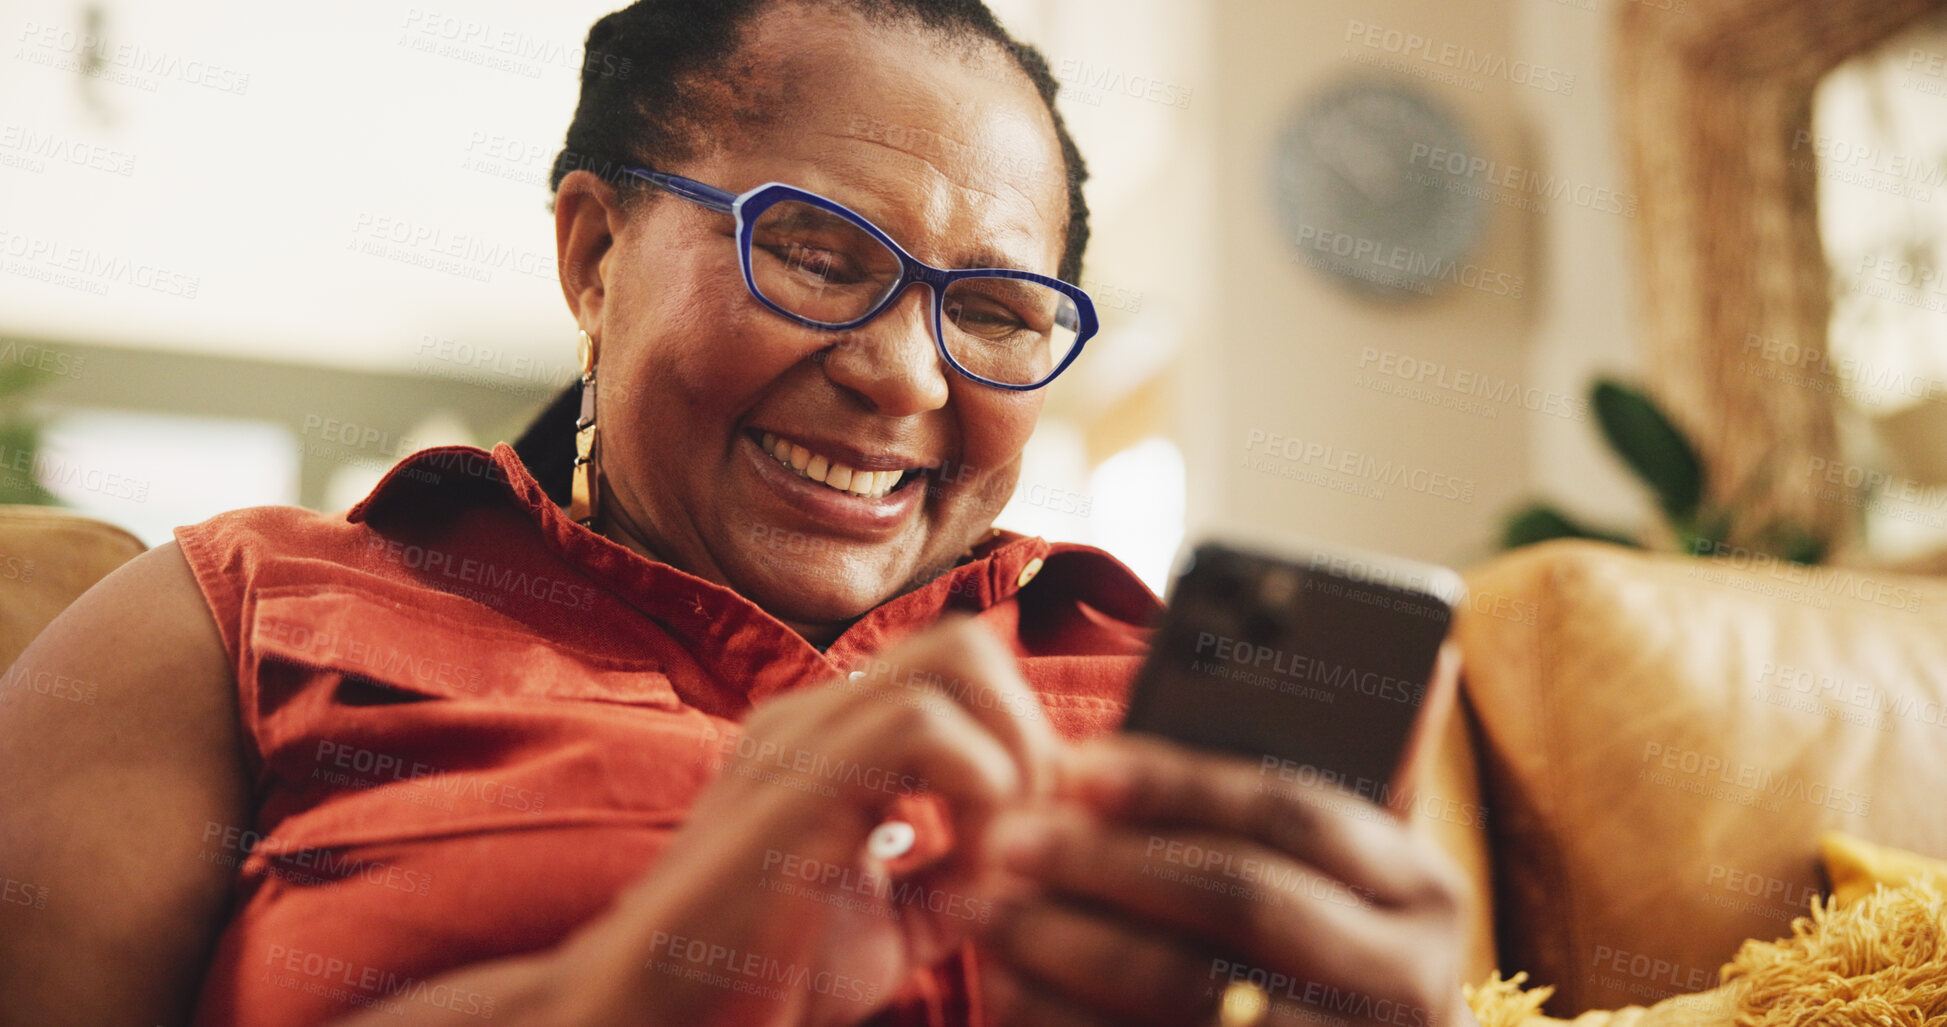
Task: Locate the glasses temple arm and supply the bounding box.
[624,167,738,213]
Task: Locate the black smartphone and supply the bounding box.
[1120,535,1465,814]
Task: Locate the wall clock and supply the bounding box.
[1271,78,1490,303]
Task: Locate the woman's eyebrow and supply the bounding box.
[957,246,1042,274]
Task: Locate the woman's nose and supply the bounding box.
[817,283,952,416]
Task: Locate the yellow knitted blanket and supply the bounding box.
[1467,844,1947,1027]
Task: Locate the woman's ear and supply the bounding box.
[555,170,623,338]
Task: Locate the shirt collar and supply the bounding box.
[345,445,1141,705]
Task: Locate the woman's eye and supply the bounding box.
[776,243,857,284]
[965,307,1024,330]
[947,296,1032,338]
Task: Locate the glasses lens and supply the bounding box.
[747,200,903,325]
[942,277,1083,387]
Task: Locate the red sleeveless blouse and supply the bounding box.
[173,444,1158,1027]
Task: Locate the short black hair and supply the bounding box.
[548,0,1089,282]
[518,0,1089,501]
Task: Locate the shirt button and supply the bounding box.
[1015,557,1044,589]
[868,820,917,860]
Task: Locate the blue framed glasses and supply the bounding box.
[620,166,1097,390]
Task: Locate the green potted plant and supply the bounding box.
[1501,378,1825,565]
[0,361,59,506]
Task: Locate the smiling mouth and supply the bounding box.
[757,432,928,500]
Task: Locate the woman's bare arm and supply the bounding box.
[0,544,639,1027]
[0,543,250,1026]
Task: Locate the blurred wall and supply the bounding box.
[1181,0,1652,568]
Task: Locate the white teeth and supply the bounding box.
[759,434,907,499]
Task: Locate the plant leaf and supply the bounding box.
[1764,526,1827,566]
[1592,379,1705,524]
[1677,511,1734,559]
[1501,504,1640,550]
[0,422,55,505]
[0,362,51,407]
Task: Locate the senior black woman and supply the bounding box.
[0,2,1476,1025]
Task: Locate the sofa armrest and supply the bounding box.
[1412,682,1499,991]
[1455,540,1947,1015]
[0,505,147,670]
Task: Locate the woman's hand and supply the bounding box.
[974,733,1475,1027]
[556,616,1059,1027]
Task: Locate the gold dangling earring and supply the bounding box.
[568,329,601,526]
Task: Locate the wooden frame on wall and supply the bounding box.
[1615,0,1947,556]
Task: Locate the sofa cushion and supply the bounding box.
[1819,830,1947,906]
[0,505,147,669]
[1455,540,1947,1014]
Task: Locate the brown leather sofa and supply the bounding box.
[0,505,147,668]
[6,512,1942,1018]
[1430,540,1947,1015]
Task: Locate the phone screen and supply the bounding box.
[1120,542,1460,807]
